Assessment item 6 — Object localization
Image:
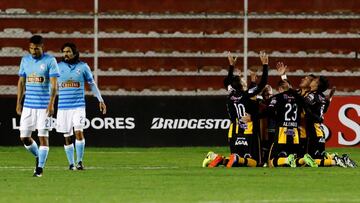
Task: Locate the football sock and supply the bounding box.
[271,157,287,167]
[24,141,38,158]
[316,159,333,167]
[38,146,49,168]
[75,139,85,163]
[296,158,305,166]
[64,144,75,165]
[238,157,257,167]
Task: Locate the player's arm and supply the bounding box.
[47,77,57,116]
[324,86,336,113]
[247,51,269,97]
[88,81,106,114]
[259,95,277,118]
[248,67,258,89]
[16,77,25,115]
[224,51,237,89]
[295,91,323,123]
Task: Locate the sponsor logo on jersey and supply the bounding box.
[150,118,231,129]
[27,73,44,83]
[61,80,81,88]
[235,137,248,146]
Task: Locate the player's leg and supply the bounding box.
[33,109,52,177]
[74,108,86,170]
[269,145,295,167]
[64,133,75,170]
[19,108,39,172]
[56,109,76,170]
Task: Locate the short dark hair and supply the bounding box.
[231,76,243,91]
[29,35,43,45]
[318,76,329,93]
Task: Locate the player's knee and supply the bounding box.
[74,128,84,140]
[20,137,32,146]
[64,136,73,145]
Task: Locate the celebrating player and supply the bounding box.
[203,51,268,168]
[56,43,106,170]
[16,35,59,177]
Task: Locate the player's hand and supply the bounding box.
[259,51,268,65]
[16,103,22,116]
[46,104,54,117]
[326,86,336,101]
[99,102,107,114]
[227,51,237,66]
[276,62,287,75]
[241,113,251,123]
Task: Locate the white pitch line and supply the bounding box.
[0,165,179,170]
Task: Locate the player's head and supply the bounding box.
[277,80,290,93]
[299,74,316,89]
[29,35,44,59]
[261,84,273,100]
[61,42,79,63]
[310,76,329,92]
[231,76,243,91]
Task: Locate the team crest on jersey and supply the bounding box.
[76,69,81,75]
[40,64,46,70]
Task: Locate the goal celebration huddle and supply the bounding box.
[203,52,357,168]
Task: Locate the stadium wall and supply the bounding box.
[0,96,359,147]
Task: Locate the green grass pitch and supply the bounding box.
[0,146,360,203]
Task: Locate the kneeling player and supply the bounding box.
[203,51,269,167]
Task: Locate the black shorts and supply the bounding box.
[307,123,326,159]
[229,134,261,163]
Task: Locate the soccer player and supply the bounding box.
[305,76,356,167]
[16,35,59,177]
[56,43,106,170]
[266,80,318,167]
[203,51,269,168]
[276,62,317,156]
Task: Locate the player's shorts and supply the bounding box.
[306,123,326,159]
[269,127,301,159]
[20,107,52,132]
[56,108,86,136]
[229,133,261,162]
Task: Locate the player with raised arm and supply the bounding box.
[203,51,269,168]
[16,35,59,177]
[56,43,106,170]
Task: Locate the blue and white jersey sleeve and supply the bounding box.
[48,57,60,78]
[18,57,26,77]
[83,64,94,83]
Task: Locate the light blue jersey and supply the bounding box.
[57,61,94,109]
[19,53,60,109]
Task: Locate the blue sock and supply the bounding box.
[75,139,85,163]
[64,144,75,166]
[38,146,49,168]
[24,141,39,158]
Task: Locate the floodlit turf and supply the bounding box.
[0,147,360,203]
